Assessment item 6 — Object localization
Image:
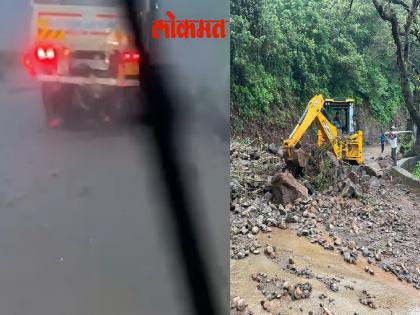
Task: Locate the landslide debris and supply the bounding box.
[230,139,420,290]
[252,272,312,301]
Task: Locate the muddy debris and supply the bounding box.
[362,160,383,178]
[253,273,290,301]
[320,304,334,315]
[316,275,341,292]
[260,300,271,312]
[292,282,312,300]
[358,290,377,309]
[252,272,313,302]
[342,250,358,264]
[364,266,375,275]
[264,245,277,259]
[230,140,420,289]
[284,265,314,279]
[319,293,328,300]
[326,281,339,292]
[231,296,251,314]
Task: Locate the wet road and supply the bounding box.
[0,69,228,315]
[231,229,420,315]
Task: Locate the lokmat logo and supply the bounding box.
[152,11,227,39]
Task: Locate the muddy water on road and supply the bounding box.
[231,229,420,315]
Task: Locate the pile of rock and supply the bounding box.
[252,272,312,303]
[276,183,419,288]
[321,277,340,292]
[359,290,377,309]
[230,139,420,289]
[230,140,290,259]
[230,296,256,315]
[284,265,315,279]
[291,282,313,300]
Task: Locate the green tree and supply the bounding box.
[371,0,420,149]
[231,0,405,133]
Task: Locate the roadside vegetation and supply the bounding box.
[231,0,419,142]
[399,134,416,156]
[415,161,420,178]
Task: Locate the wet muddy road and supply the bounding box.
[363,143,391,160]
[231,229,420,315]
[0,70,228,314]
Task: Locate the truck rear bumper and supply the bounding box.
[36,74,139,87]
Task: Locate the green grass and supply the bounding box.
[414,162,420,179]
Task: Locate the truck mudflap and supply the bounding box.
[36,74,139,86]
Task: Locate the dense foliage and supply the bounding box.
[231,0,403,131]
[399,134,415,156]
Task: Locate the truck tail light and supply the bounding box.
[36,46,57,61]
[121,51,140,62]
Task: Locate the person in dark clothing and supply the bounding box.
[380,132,385,154]
[333,112,342,135]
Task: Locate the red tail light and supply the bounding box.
[36,46,56,61]
[121,51,140,62]
[122,52,131,61]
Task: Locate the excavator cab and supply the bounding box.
[323,98,355,134]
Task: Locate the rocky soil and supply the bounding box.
[230,139,420,314]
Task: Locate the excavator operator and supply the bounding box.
[333,112,343,136]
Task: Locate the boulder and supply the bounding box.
[268,143,279,155]
[249,150,261,160]
[231,296,240,309]
[369,177,381,188]
[362,160,383,178]
[278,218,287,229]
[285,213,299,223]
[265,245,274,255]
[340,180,361,198]
[230,178,243,199]
[347,171,359,184]
[236,298,247,311]
[302,179,316,195]
[261,300,271,312]
[271,172,309,205]
[292,148,309,168]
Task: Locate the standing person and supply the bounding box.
[380,131,386,155]
[389,126,398,166]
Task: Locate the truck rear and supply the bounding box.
[24,0,153,127]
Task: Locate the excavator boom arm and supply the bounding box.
[284,95,325,148]
[283,94,341,162]
[314,111,341,159]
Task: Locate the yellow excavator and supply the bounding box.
[283,95,363,166]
